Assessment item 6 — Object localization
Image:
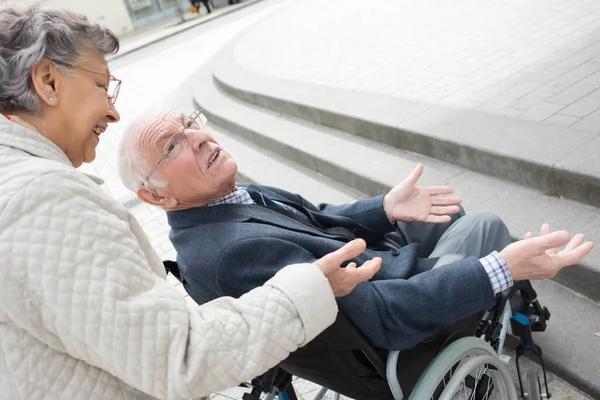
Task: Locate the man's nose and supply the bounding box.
[189,130,212,150]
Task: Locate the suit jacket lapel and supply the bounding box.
[169,203,352,241]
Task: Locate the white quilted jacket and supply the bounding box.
[0,118,338,400]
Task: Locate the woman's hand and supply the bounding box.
[313,239,381,297]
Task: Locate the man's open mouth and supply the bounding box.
[208,150,220,168]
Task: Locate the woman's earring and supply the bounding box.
[48,97,54,103]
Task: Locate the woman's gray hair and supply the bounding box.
[118,112,168,193]
[0,4,119,114]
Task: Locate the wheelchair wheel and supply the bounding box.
[526,368,542,400]
[409,337,518,400]
[438,354,516,400]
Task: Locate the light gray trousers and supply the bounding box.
[430,212,511,267]
[393,209,511,267]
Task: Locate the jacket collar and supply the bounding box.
[167,201,348,241]
[0,118,104,185]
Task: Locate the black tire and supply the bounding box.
[527,368,542,400]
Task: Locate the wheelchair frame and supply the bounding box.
[197,280,552,400]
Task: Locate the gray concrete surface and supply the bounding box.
[234,0,600,130]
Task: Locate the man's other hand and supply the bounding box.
[314,239,381,297]
[383,163,462,224]
[500,223,594,280]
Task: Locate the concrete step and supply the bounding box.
[191,62,600,398]
[194,63,600,302]
[209,33,600,212]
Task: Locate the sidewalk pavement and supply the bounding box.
[235,0,600,131]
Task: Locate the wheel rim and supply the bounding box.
[409,337,518,400]
[438,354,512,400]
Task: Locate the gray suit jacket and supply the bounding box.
[167,184,495,350]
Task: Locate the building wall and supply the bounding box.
[2,0,134,35]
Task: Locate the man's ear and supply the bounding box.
[137,187,177,209]
[30,58,61,107]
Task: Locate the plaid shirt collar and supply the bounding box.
[204,186,254,207]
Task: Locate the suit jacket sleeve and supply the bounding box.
[216,236,495,350]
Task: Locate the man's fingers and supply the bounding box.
[426,187,456,197]
[530,231,571,254]
[539,224,557,254]
[541,223,551,236]
[525,232,533,239]
[553,241,594,268]
[430,205,461,216]
[315,239,367,270]
[346,262,357,269]
[565,233,585,251]
[430,195,461,205]
[406,163,424,186]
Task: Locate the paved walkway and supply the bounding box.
[235,0,600,130]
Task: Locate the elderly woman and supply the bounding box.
[0,5,381,400]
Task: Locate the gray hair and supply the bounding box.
[118,112,168,193]
[0,4,119,114]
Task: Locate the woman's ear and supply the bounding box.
[30,58,60,107]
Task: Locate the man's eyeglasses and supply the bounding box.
[144,110,208,185]
[71,65,122,105]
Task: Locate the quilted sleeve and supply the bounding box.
[0,171,338,399]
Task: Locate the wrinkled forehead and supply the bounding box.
[138,111,185,155]
[79,46,111,76]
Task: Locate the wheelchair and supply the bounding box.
[164,260,552,400]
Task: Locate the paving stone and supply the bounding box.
[571,107,600,130]
[559,95,600,117]
[544,114,580,127]
[519,102,567,122]
[548,70,600,104]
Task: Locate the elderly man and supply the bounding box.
[119,109,594,350]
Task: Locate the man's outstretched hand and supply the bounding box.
[383,164,462,224]
[313,239,382,297]
[501,223,594,280]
